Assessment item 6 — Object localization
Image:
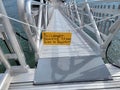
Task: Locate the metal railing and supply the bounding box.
[0,0,30,89]
[0,0,52,89]
[0,0,54,72]
[60,0,120,60]
[17,0,53,60]
[0,0,28,69]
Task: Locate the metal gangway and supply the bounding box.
[0,0,120,89]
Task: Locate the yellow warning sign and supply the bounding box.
[42,32,72,45]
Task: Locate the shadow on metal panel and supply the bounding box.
[34,55,112,85]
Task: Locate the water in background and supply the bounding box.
[107,30,120,66]
[1,0,120,72]
[0,0,35,72]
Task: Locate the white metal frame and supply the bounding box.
[0,0,27,68]
[17,0,52,60]
[61,0,120,58]
[0,0,120,89]
[17,0,39,53]
[0,0,30,89]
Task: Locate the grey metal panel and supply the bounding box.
[8,64,120,90]
[34,56,112,85]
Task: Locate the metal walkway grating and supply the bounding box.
[39,9,97,58]
[34,9,112,85]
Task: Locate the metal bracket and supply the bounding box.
[5,54,18,60]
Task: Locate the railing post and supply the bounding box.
[0,48,11,70]
[66,4,70,16]
[17,0,39,53]
[45,0,48,29]
[84,0,103,45]
[68,4,72,19]
[81,6,85,26]
[36,0,44,58]
[74,0,82,26]
[69,2,74,21]
[0,0,28,69]
[26,0,37,34]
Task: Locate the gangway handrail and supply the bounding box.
[26,0,44,57]
[26,0,37,35]
[59,5,100,52]
[0,0,27,68]
[85,0,103,45]
[0,0,30,89]
[60,0,120,59]
[61,0,103,45]
[73,0,82,26]
[36,0,44,52]
[26,0,49,31]
[17,0,38,53]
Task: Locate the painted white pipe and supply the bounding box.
[0,48,11,69]
[17,0,38,53]
[69,2,74,21]
[36,0,44,57]
[26,0,37,33]
[45,1,48,29]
